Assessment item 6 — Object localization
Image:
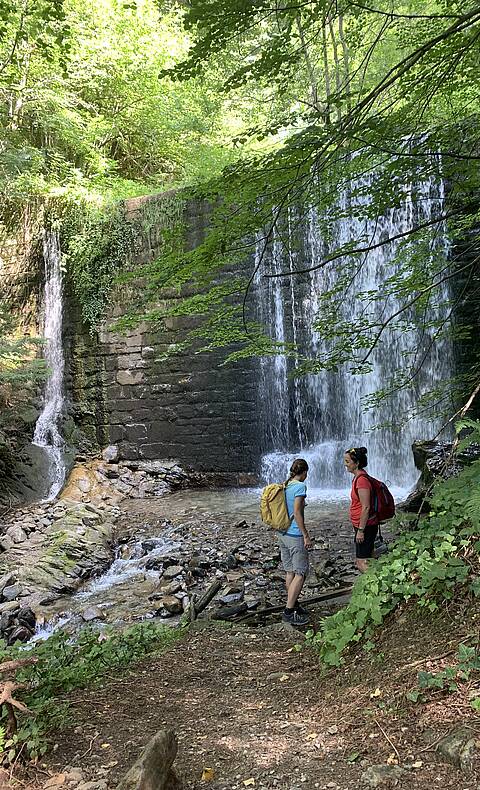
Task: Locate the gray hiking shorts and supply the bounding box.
[277,532,309,577]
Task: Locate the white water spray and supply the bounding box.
[256,174,452,492]
[33,229,66,500]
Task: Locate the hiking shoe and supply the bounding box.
[282,609,309,626]
[295,603,309,617]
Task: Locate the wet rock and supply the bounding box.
[437,726,476,771]
[360,765,405,787]
[119,544,134,560]
[103,445,119,463]
[142,539,160,552]
[81,606,106,622]
[116,729,181,790]
[159,581,182,595]
[17,607,36,630]
[7,625,32,645]
[163,565,183,580]
[2,584,22,601]
[219,592,244,605]
[161,596,183,615]
[0,600,20,615]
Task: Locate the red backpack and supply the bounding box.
[354,472,395,524]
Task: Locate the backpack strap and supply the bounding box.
[353,472,378,526]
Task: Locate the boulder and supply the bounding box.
[7,625,32,645]
[361,765,405,787]
[161,596,183,615]
[159,581,182,596]
[81,606,106,622]
[437,726,476,771]
[6,525,28,543]
[0,572,15,594]
[0,535,14,552]
[116,730,181,790]
[17,607,36,630]
[163,565,183,580]
[2,584,22,601]
[401,440,480,512]
[0,600,20,615]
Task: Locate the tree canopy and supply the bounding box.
[1,0,480,420]
[116,0,480,419]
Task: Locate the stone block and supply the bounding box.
[124,424,148,442]
[116,370,144,386]
[117,354,147,370]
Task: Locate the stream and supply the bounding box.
[33,485,404,639]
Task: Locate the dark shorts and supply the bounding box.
[354,524,378,559]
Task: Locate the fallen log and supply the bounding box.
[212,602,248,621]
[191,579,222,620]
[231,586,353,623]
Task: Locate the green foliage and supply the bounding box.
[54,189,186,330]
[406,642,480,706]
[0,0,260,218]
[308,425,480,666]
[124,0,480,414]
[0,622,180,762]
[0,304,45,457]
[60,201,135,329]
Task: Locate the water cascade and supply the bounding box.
[33,229,67,500]
[255,175,452,493]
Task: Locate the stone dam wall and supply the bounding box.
[63,194,261,476]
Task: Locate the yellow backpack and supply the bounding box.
[260,482,292,531]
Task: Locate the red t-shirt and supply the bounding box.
[350,473,372,528]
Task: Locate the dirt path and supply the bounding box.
[41,605,480,790]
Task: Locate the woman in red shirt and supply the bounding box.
[344,447,378,573]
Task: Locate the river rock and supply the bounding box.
[0,572,15,595]
[0,535,14,552]
[159,581,182,595]
[161,596,183,615]
[7,625,32,645]
[0,600,20,615]
[163,565,183,580]
[81,606,106,622]
[437,726,476,771]
[6,525,28,543]
[2,584,22,601]
[116,729,181,790]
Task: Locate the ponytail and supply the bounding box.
[286,457,309,483]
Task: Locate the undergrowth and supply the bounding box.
[0,622,180,763]
[309,422,480,667]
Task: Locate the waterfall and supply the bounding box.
[255,174,452,492]
[33,229,66,500]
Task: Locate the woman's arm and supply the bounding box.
[356,487,371,542]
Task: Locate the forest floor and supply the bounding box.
[9,596,480,790]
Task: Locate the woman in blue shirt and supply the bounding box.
[278,458,313,625]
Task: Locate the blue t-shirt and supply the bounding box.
[285,481,307,537]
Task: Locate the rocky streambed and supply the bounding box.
[0,458,363,642]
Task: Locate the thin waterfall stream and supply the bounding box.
[33,229,67,500]
[255,174,452,493]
